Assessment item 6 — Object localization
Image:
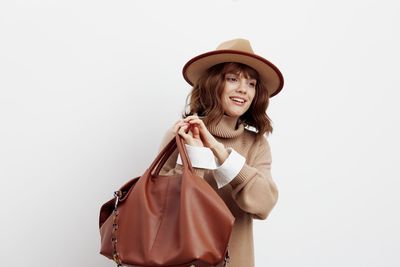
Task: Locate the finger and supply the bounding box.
[178,125,195,144]
[186,119,215,144]
[187,118,203,123]
[172,122,188,134]
[177,126,187,138]
[187,119,207,130]
[183,115,199,122]
[184,117,204,125]
[178,124,191,136]
[191,125,200,139]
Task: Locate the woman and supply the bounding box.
[158,38,284,267]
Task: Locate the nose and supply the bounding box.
[236,79,247,94]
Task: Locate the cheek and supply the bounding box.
[221,85,233,100]
[248,90,256,103]
[224,82,237,92]
[220,91,230,107]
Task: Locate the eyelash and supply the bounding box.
[225,76,256,87]
[226,77,238,82]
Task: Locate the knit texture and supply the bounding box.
[158,115,279,267]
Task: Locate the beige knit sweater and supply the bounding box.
[158,115,279,267]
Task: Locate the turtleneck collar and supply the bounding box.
[205,114,245,139]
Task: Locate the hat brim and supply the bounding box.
[182,50,284,97]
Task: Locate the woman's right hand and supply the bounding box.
[171,119,204,147]
[182,115,220,149]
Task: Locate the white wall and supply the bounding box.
[1,0,399,266]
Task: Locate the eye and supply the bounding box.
[225,75,238,83]
[248,80,257,88]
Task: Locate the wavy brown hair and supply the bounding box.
[183,62,273,138]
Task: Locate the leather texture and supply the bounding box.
[99,134,235,266]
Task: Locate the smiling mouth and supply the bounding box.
[230,97,246,104]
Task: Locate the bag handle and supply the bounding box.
[149,134,193,177]
[175,133,193,173]
[153,137,178,176]
[147,135,177,175]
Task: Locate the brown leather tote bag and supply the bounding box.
[99,134,235,267]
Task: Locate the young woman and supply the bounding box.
[158,38,284,267]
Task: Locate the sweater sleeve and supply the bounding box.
[229,136,279,220]
[157,128,205,177]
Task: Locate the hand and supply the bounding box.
[172,119,204,147]
[179,115,229,164]
[182,115,220,149]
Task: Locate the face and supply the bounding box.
[221,72,257,119]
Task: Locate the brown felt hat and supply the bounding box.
[182,38,284,97]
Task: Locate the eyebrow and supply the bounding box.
[225,72,257,81]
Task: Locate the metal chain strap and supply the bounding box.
[112,190,123,267]
[221,249,230,267]
[224,252,230,266]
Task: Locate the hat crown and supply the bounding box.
[216,38,254,54]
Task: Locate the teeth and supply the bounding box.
[230,97,245,103]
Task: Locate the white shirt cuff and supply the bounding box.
[176,144,219,169]
[213,148,246,189]
[176,145,246,189]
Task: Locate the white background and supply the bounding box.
[1,0,399,266]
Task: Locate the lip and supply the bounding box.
[229,96,248,103]
[229,97,247,107]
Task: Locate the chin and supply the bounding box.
[224,107,247,118]
[226,112,242,118]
